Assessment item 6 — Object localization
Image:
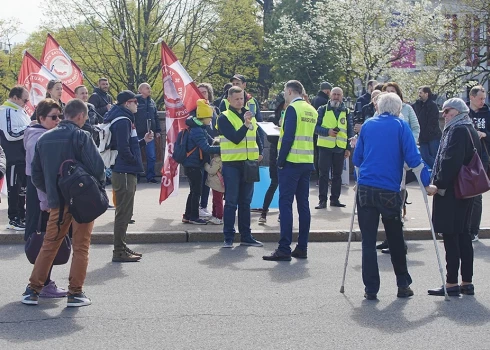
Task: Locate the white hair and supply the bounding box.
[377,92,402,116]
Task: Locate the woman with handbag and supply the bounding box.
[428,98,483,297]
[24,98,67,298]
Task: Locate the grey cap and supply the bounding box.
[320,82,332,91]
[442,98,469,114]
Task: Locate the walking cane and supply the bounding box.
[340,167,358,293]
[413,167,449,301]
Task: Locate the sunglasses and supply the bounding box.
[442,108,454,115]
[127,99,138,104]
[46,114,61,121]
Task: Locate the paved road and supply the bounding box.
[0,181,489,244]
[1,240,490,349]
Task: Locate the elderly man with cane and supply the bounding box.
[353,92,437,300]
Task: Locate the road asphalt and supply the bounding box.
[1,240,490,349]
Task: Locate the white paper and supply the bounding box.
[257,122,280,136]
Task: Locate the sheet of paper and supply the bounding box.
[257,122,280,136]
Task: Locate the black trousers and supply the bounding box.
[443,198,475,284]
[184,167,203,220]
[318,148,344,202]
[262,146,278,213]
[469,160,489,235]
[6,164,26,221]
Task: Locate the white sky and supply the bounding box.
[1,0,44,44]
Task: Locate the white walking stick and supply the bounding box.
[340,167,358,293]
[413,166,449,301]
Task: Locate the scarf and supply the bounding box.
[431,112,473,181]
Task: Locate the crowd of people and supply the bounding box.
[0,72,488,306]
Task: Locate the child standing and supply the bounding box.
[204,152,224,225]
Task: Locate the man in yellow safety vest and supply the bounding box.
[315,87,354,208]
[263,80,318,261]
[217,86,264,248]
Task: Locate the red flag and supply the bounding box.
[159,42,204,203]
[40,33,84,91]
[18,51,75,116]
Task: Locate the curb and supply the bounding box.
[1,228,488,245]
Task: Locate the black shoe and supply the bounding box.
[291,246,307,259]
[330,200,346,208]
[460,284,475,295]
[397,286,414,298]
[376,241,389,250]
[428,285,460,296]
[364,292,377,300]
[125,246,142,257]
[112,250,141,262]
[147,178,159,183]
[263,250,292,261]
[315,201,327,209]
[129,219,135,224]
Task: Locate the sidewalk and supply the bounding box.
[0,181,488,244]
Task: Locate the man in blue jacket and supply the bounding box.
[353,92,437,300]
[104,91,153,262]
[135,83,162,183]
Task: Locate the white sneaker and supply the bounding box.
[472,234,479,242]
[199,208,212,217]
[208,216,223,225]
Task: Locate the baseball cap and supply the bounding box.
[230,74,246,83]
[116,90,137,105]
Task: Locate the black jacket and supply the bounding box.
[88,88,113,118]
[311,91,330,110]
[134,95,162,138]
[354,93,371,116]
[104,104,145,175]
[31,120,105,209]
[412,99,442,143]
[432,125,481,235]
[469,103,490,163]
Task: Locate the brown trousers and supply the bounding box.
[28,206,94,294]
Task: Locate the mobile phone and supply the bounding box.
[147,120,151,133]
[333,127,340,132]
[249,103,256,116]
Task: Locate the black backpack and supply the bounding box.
[172,128,202,164]
[57,159,109,223]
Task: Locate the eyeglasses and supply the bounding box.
[46,114,60,121]
[442,108,454,115]
[127,99,138,104]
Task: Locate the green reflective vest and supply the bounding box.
[278,100,318,163]
[317,109,348,149]
[220,109,259,162]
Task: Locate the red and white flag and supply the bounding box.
[159,42,204,203]
[40,33,84,91]
[18,51,75,116]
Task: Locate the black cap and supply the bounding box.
[230,74,246,83]
[320,82,332,91]
[116,90,137,105]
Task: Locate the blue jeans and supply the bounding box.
[419,139,440,169]
[222,164,254,242]
[278,164,312,254]
[145,140,156,181]
[357,185,412,294]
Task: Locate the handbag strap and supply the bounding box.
[464,125,477,153]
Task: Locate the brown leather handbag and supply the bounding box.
[454,126,490,199]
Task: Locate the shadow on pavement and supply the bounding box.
[198,246,253,271]
[0,301,83,343]
[350,298,435,333]
[85,261,128,286]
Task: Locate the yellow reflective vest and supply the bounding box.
[317,108,348,149]
[278,100,317,163]
[220,109,259,161]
